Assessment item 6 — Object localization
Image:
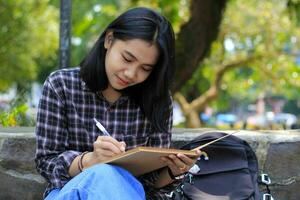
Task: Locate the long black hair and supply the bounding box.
[80,7,175,132]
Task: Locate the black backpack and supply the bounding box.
[166,131,274,200]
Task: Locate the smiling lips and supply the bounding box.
[116,75,131,86]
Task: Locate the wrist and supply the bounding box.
[82,152,98,169]
[78,151,89,172]
[167,167,185,180]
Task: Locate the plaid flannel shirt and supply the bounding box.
[35,67,173,199]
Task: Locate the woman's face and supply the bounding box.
[104,33,159,91]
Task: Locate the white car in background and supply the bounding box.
[272,113,297,129]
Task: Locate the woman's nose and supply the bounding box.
[124,66,137,80]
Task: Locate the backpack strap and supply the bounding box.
[258,173,275,200]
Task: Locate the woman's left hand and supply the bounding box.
[161,150,202,177]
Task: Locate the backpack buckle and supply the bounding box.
[197,151,209,161]
[259,173,271,185]
[263,193,274,200]
[165,191,174,198]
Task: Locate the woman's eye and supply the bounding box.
[142,67,153,72]
[123,56,131,63]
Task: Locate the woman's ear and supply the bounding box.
[104,31,114,49]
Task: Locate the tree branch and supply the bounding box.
[174,92,191,114]
[190,54,263,111]
[172,0,227,92]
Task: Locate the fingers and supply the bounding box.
[161,156,177,169]
[161,150,202,176]
[93,136,126,160]
[176,154,195,167]
[161,154,188,176]
[169,154,187,169]
[98,140,123,154]
[177,150,201,165]
[120,141,126,151]
[100,136,126,152]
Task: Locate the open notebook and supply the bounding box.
[100,131,237,176]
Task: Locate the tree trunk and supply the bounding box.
[174,92,202,128]
[186,110,202,128]
[172,0,227,92]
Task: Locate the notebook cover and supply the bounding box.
[101,146,198,176]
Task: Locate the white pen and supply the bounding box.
[93,118,110,136]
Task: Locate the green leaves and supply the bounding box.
[0,0,58,91]
[186,0,300,111]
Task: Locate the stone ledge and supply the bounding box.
[0,127,299,200]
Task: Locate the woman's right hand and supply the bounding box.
[69,136,126,176]
[69,136,126,177]
[91,136,126,163]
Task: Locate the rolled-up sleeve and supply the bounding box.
[35,78,80,191]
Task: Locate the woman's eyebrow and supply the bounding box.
[124,50,154,67]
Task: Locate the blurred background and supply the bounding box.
[0,0,299,130]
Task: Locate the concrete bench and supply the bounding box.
[0,127,299,200]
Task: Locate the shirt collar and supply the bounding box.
[81,78,129,104]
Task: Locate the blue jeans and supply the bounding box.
[45,164,146,200]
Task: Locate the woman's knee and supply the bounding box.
[57,164,145,199]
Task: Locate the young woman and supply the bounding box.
[35,7,200,200]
